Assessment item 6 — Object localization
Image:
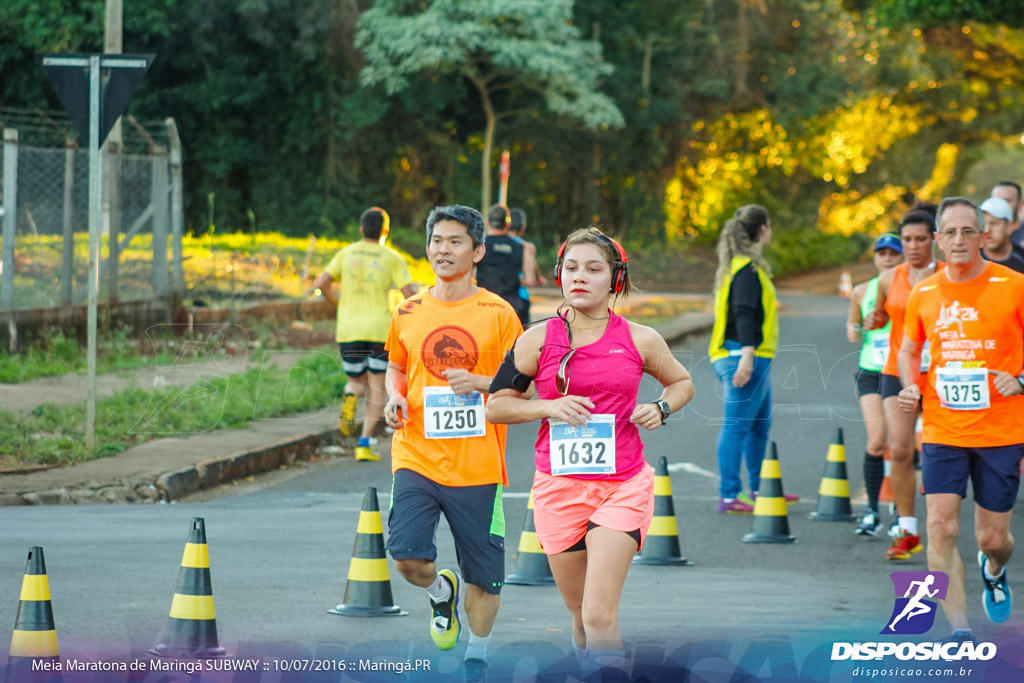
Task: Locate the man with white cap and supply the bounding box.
[989,181,1024,250]
[979,196,1024,274]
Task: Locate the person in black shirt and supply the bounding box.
[476,204,528,323]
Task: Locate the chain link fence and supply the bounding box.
[1,108,183,312]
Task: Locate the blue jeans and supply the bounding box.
[713,348,773,499]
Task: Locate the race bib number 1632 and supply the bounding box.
[548,414,616,476]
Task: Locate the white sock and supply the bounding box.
[425,574,451,603]
[983,561,1005,582]
[899,517,918,536]
[464,632,490,662]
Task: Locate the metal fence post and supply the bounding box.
[166,118,184,293]
[61,136,76,305]
[151,145,169,296]
[105,138,122,303]
[2,128,18,310]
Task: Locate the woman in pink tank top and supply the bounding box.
[487,227,695,674]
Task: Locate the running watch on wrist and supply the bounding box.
[653,399,671,424]
[1017,373,1024,389]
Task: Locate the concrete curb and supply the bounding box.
[154,428,340,501]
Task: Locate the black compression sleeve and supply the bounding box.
[488,349,534,394]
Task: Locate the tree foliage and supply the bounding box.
[357,0,623,210]
[850,0,1024,27]
[1,0,1023,265]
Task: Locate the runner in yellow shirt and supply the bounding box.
[314,207,417,460]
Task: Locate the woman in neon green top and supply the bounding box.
[846,233,904,535]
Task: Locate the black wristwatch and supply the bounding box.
[653,399,671,424]
[1017,374,1024,389]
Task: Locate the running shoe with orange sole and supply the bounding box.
[886,529,923,561]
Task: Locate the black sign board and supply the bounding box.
[41,53,154,146]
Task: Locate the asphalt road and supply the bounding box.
[2,294,1022,682]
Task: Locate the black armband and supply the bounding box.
[489,349,534,394]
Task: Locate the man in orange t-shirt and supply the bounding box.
[898,197,1024,641]
[383,205,522,671]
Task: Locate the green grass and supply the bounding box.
[0,350,347,467]
[0,327,179,384]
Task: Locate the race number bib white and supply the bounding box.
[423,386,486,439]
[548,414,616,476]
[920,341,931,373]
[870,335,890,368]
[934,366,990,411]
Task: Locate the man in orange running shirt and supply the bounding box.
[382,205,522,675]
[897,197,1024,642]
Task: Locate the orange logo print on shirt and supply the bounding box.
[422,326,479,379]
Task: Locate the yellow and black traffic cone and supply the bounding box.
[328,487,408,617]
[6,546,61,683]
[633,456,690,566]
[810,429,856,522]
[506,489,555,585]
[150,518,227,658]
[743,443,796,543]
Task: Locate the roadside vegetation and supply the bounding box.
[1,349,347,468]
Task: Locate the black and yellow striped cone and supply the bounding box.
[743,443,796,543]
[328,487,408,617]
[632,456,690,566]
[506,489,556,585]
[809,429,856,522]
[150,518,227,658]
[6,547,61,683]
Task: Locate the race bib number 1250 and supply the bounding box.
[423,386,486,439]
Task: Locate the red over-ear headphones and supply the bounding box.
[554,234,629,294]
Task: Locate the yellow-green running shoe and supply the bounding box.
[355,444,381,462]
[430,569,462,650]
[339,393,358,436]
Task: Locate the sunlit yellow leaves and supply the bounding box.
[801,95,924,188]
[916,144,960,201]
[664,95,931,240]
[818,186,907,236]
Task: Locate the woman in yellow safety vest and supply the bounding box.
[708,205,787,513]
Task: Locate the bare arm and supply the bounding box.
[383,361,410,429]
[896,335,923,412]
[847,283,866,343]
[863,268,892,330]
[628,323,696,429]
[400,283,419,299]
[520,242,540,287]
[314,271,337,307]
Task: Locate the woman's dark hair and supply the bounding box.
[898,201,937,235]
